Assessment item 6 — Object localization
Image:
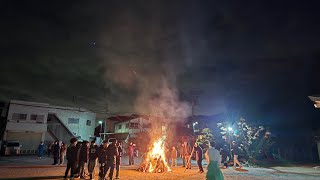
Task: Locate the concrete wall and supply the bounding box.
[4,100,96,153]
[114,118,149,137]
[48,108,96,141]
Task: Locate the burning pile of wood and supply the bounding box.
[137,139,171,173]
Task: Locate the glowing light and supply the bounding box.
[143,139,171,173]
[228,127,233,131]
[99,120,103,124]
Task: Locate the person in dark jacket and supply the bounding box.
[77,141,89,178]
[88,140,99,180]
[64,138,78,179]
[98,141,108,179]
[115,141,122,179]
[52,141,60,165]
[220,145,229,168]
[192,143,204,173]
[37,141,44,158]
[99,140,118,180]
[74,142,83,177]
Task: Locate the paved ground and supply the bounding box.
[0,155,319,180]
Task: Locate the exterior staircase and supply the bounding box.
[47,114,74,143]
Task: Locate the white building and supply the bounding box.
[3,100,96,154]
[113,115,151,138]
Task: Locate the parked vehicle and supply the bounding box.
[0,141,21,155]
[108,138,117,144]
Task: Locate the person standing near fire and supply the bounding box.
[98,141,108,179]
[128,142,135,165]
[205,141,224,180]
[171,146,178,166]
[115,141,122,179]
[180,143,185,167]
[183,142,192,169]
[88,140,99,180]
[192,143,204,173]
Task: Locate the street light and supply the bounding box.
[99,120,103,137]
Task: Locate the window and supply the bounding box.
[118,125,122,129]
[129,122,139,129]
[31,114,45,122]
[86,120,91,126]
[68,118,79,124]
[30,114,37,120]
[12,113,27,121]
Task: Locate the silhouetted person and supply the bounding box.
[115,141,122,179]
[77,141,89,178]
[232,141,242,169]
[64,138,78,179]
[193,143,204,173]
[52,141,60,165]
[88,140,99,180]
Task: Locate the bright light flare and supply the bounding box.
[143,139,171,173]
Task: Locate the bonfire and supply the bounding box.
[137,139,172,173]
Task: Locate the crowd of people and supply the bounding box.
[40,137,242,180]
[62,138,124,180]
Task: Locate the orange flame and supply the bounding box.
[144,139,171,173]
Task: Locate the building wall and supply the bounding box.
[4,100,96,153]
[114,118,149,137]
[48,107,96,141]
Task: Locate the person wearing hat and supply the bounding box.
[64,138,78,179]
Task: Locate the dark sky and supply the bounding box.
[1,0,320,133]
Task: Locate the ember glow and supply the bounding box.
[138,139,171,173]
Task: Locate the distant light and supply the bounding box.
[195,122,198,124]
[314,104,318,108]
[228,127,233,131]
[99,120,103,124]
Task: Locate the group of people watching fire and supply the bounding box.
[59,137,241,180]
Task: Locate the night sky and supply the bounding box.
[1,0,320,135]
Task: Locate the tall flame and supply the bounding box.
[144,139,171,173]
